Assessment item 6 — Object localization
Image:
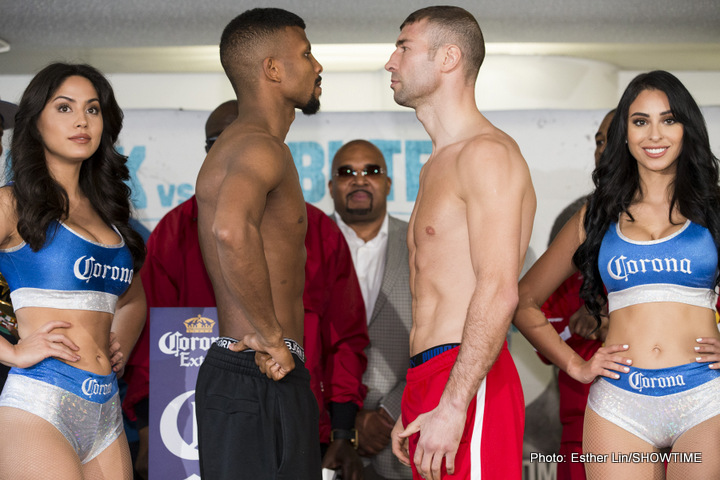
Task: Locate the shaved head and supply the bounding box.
[220,8,306,95]
[400,6,485,82]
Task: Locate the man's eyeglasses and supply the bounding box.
[333,165,384,178]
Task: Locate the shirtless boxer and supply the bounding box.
[194,8,323,480]
[385,6,536,480]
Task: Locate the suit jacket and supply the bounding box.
[336,214,413,479]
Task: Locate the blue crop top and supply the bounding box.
[0,221,134,313]
[598,219,718,313]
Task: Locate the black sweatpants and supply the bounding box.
[196,344,321,479]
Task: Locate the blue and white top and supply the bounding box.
[598,219,718,313]
[0,221,134,313]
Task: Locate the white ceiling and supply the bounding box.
[0,0,719,74]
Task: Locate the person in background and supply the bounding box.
[546,110,616,246]
[0,96,19,390]
[0,96,18,156]
[386,6,535,479]
[124,98,369,479]
[514,70,720,479]
[538,110,614,480]
[328,140,412,480]
[304,200,369,480]
[0,62,146,480]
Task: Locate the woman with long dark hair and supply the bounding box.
[0,63,145,479]
[514,70,720,478]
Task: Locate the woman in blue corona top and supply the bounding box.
[514,70,720,479]
[0,63,146,480]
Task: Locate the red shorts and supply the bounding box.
[402,342,524,479]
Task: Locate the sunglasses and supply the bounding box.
[333,165,385,178]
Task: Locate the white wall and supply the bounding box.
[619,70,720,107]
[1,56,719,111]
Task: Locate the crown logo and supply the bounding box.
[184,315,215,333]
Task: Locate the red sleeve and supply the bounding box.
[537,272,585,364]
[122,198,200,421]
[304,205,368,408]
[303,205,368,441]
[319,216,369,407]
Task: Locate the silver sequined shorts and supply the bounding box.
[0,357,123,463]
[587,361,720,448]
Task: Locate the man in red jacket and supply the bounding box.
[536,110,614,480]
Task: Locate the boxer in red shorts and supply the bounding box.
[385,6,535,479]
[402,344,524,479]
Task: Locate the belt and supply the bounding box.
[215,336,305,363]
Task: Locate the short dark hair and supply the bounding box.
[400,6,485,82]
[220,8,306,95]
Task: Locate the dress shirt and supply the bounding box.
[334,213,389,324]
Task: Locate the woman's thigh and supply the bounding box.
[82,431,133,480]
[0,406,84,480]
[667,414,720,480]
[583,407,665,480]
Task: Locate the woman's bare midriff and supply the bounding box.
[16,307,114,375]
[605,302,719,369]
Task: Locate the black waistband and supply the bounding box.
[410,343,460,368]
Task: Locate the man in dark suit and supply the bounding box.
[329,140,412,480]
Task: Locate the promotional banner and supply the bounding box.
[118,107,720,251]
[149,307,219,480]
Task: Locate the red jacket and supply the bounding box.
[122,197,368,443]
[539,272,602,445]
